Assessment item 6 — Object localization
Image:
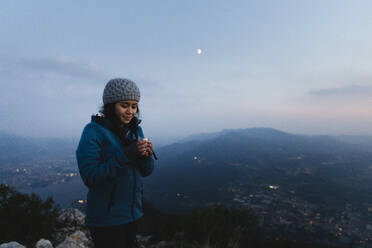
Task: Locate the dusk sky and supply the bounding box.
[1,1,372,145]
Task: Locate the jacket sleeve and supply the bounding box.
[136,126,155,177]
[76,124,131,187]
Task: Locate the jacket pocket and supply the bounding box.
[107,183,117,214]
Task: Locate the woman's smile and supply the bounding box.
[122,115,133,122]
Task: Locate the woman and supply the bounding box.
[76,78,155,248]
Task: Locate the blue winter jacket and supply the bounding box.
[76,116,154,227]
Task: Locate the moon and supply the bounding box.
[197,49,202,55]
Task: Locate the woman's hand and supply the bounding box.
[136,140,154,157]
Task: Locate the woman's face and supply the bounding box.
[114,100,138,125]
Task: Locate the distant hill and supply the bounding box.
[334,134,372,150]
[0,131,77,163]
[145,128,372,213]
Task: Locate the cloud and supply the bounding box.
[309,84,372,97]
[0,55,107,104]
[5,55,107,81]
[0,55,163,91]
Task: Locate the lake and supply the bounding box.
[18,177,88,208]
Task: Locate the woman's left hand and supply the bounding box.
[137,140,153,157]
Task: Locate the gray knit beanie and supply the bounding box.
[102,78,141,104]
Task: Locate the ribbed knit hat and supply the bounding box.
[102,78,141,104]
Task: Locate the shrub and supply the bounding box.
[0,184,60,247]
[186,205,257,247]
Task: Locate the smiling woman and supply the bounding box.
[76,78,155,248]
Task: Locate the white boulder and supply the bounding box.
[55,231,89,248]
[0,242,26,248]
[35,239,53,248]
[57,208,85,226]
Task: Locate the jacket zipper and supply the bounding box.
[131,167,136,219]
[107,183,117,214]
[131,131,138,220]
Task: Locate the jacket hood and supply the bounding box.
[91,115,141,130]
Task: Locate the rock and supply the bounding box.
[135,235,151,248]
[57,208,85,226]
[35,239,53,248]
[0,242,26,248]
[135,240,146,248]
[55,231,90,248]
[151,241,178,248]
[148,241,169,248]
[134,241,146,248]
[69,231,89,244]
[53,208,88,245]
[136,235,152,243]
[51,231,68,246]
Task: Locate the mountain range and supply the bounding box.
[145,128,372,213]
[0,131,77,162]
[1,128,372,214]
